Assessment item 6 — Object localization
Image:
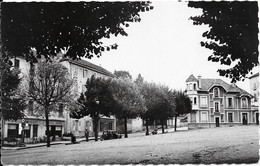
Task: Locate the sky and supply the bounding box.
[5,0,257,92]
[88,1,258,93]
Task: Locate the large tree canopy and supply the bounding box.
[188,1,258,82]
[2,2,153,62]
[1,60,26,121]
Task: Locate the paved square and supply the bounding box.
[2,125,259,164]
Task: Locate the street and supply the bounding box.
[2,125,259,165]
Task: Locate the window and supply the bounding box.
[55,126,62,137]
[83,69,88,78]
[189,84,193,91]
[7,124,18,138]
[33,125,38,138]
[200,96,208,107]
[24,125,31,138]
[190,97,193,105]
[221,114,224,122]
[210,108,214,114]
[210,94,213,100]
[14,59,20,68]
[228,112,233,122]
[201,112,208,122]
[227,97,233,108]
[73,66,78,77]
[213,87,219,97]
[241,97,248,108]
[214,102,219,112]
[73,120,79,131]
[254,94,258,102]
[58,104,63,117]
[193,83,196,90]
[194,97,197,105]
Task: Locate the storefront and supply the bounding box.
[4,117,65,143]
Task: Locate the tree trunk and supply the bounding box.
[1,117,4,147]
[28,63,34,116]
[161,120,164,134]
[124,116,128,138]
[145,118,149,136]
[174,115,178,132]
[94,115,99,141]
[45,107,50,147]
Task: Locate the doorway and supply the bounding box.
[242,113,248,125]
[51,126,56,141]
[256,113,259,125]
[215,117,220,127]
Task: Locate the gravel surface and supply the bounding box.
[2,125,259,165]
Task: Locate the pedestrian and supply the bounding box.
[85,129,89,142]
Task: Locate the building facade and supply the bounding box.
[3,57,66,143]
[60,58,116,137]
[249,72,259,124]
[186,74,258,129]
[3,56,116,144]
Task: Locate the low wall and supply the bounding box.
[188,123,245,130]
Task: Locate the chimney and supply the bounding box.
[198,75,201,89]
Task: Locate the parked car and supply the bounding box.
[100,130,122,141]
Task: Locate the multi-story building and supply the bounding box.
[186,74,257,129]
[3,57,66,143]
[60,58,116,137]
[3,56,116,143]
[249,72,259,124]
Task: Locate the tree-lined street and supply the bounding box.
[2,126,259,165]
[0,1,259,165]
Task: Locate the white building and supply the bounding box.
[3,56,116,143]
[249,72,259,124]
[60,58,116,137]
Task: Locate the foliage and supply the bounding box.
[109,77,146,137]
[110,78,145,119]
[134,73,144,86]
[140,82,175,133]
[70,75,116,141]
[188,1,258,82]
[25,59,74,147]
[2,2,153,62]
[27,60,74,112]
[70,75,116,119]
[1,59,26,121]
[114,70,132,80]
[172,90,192,116]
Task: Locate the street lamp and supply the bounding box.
[94,99,99,141]
[21,118,26,147]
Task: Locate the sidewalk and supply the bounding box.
[2,127,188,150]
[2,137,95,150]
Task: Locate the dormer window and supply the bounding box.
[213,87,219,98]
[189,83,192,91]
[193,83,196,91]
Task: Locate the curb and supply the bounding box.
[2,138,96,150]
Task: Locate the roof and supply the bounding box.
[199,78,252,97]
[62,58,115,78]
[186,74,198,82]
[249,72,259,79]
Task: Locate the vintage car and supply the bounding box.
[100,130,122,141]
